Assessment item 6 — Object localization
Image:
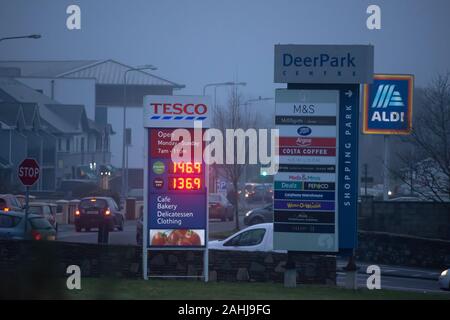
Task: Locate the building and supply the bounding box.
[0,60,184,190]
[0,77,111,191]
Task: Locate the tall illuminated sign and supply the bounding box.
[143,95,210,280]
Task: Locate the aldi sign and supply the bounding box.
[363,74,414,134]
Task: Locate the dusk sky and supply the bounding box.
[1,0,449,105]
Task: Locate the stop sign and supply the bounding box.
[18,158,40,186]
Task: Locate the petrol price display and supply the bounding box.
[168,162,203,190]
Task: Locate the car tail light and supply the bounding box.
[31,230,42,241]
[3,207,10,212]
[75,209,80,216]
[104,208,111,216]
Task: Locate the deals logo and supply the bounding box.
[297,126,312,136]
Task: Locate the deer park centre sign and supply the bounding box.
[273,44,374,254]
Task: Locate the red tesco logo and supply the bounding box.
[151,103,207,115]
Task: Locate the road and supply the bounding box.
[336,261,448,294]
[57,200,258,245]
[57,216,246,245]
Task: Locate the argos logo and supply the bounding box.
[151,103,207,116]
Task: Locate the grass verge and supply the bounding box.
[64,278,449,300]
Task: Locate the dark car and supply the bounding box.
[209,193,234,221]
[75,197,124,232]
[28,202,58,232]
[0,211,56,241]
[0,194,24,212]
[243,203,273,226]
[244,183,268,202]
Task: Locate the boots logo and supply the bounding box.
[371,84,404,108]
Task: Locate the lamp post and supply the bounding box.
[0,34,41,42]
[244,96,274,105]
[203,82,246,111]
[122,64,157,203]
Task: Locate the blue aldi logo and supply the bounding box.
[363,74,414,134]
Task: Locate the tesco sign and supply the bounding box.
[150,103,207,115]
[144,95,210,128]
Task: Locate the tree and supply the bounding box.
[391,73,450,201]
[212,88,262,229]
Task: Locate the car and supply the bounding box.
[263,183,274,201]
[0,194,24,212]
[244,183,266,202]
[244,203,273,226]
[0,211,56,241]
[75,197,124,232]
[28,202,58,232]
[209,193,234,222]
[209,223,285,253]
[438,269,450,290]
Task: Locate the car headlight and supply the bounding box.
[441,269,448,277]
[245,211,252,217]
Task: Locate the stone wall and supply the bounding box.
[357,231,450,269]
[0,240,336,285]
[359,199,450,240]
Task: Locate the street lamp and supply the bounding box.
[203,81,247,110]
[244,96,274,105]
[122,64,157,201]
[0,34,41,42]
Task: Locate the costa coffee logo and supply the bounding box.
[151,103,207,115]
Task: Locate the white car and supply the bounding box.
[209,223,285,253]
[438,269,450,290]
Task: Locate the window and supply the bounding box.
[0,215,20,228]
[223,228,266,247]
[28,206,43,215]
[42,205,51,216]
[28,217,52,230]
[66,139,70,152]
[108,198,119,211]
[80,199,108,209]
[81,137,85,152]
[58,138,62,151]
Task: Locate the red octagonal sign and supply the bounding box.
[18,158,40,186]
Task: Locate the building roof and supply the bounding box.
[0,77,97,135]
[0,102,25,127]
[45,104,86,132]
[0,60,98,77]
[0,59,184,88]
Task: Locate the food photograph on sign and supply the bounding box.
[1,0,450,307]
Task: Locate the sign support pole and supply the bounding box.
[24,186,29,236]
[383,135,390,201]
[143,128,149,280]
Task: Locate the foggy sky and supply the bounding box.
[1,0,449,105]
